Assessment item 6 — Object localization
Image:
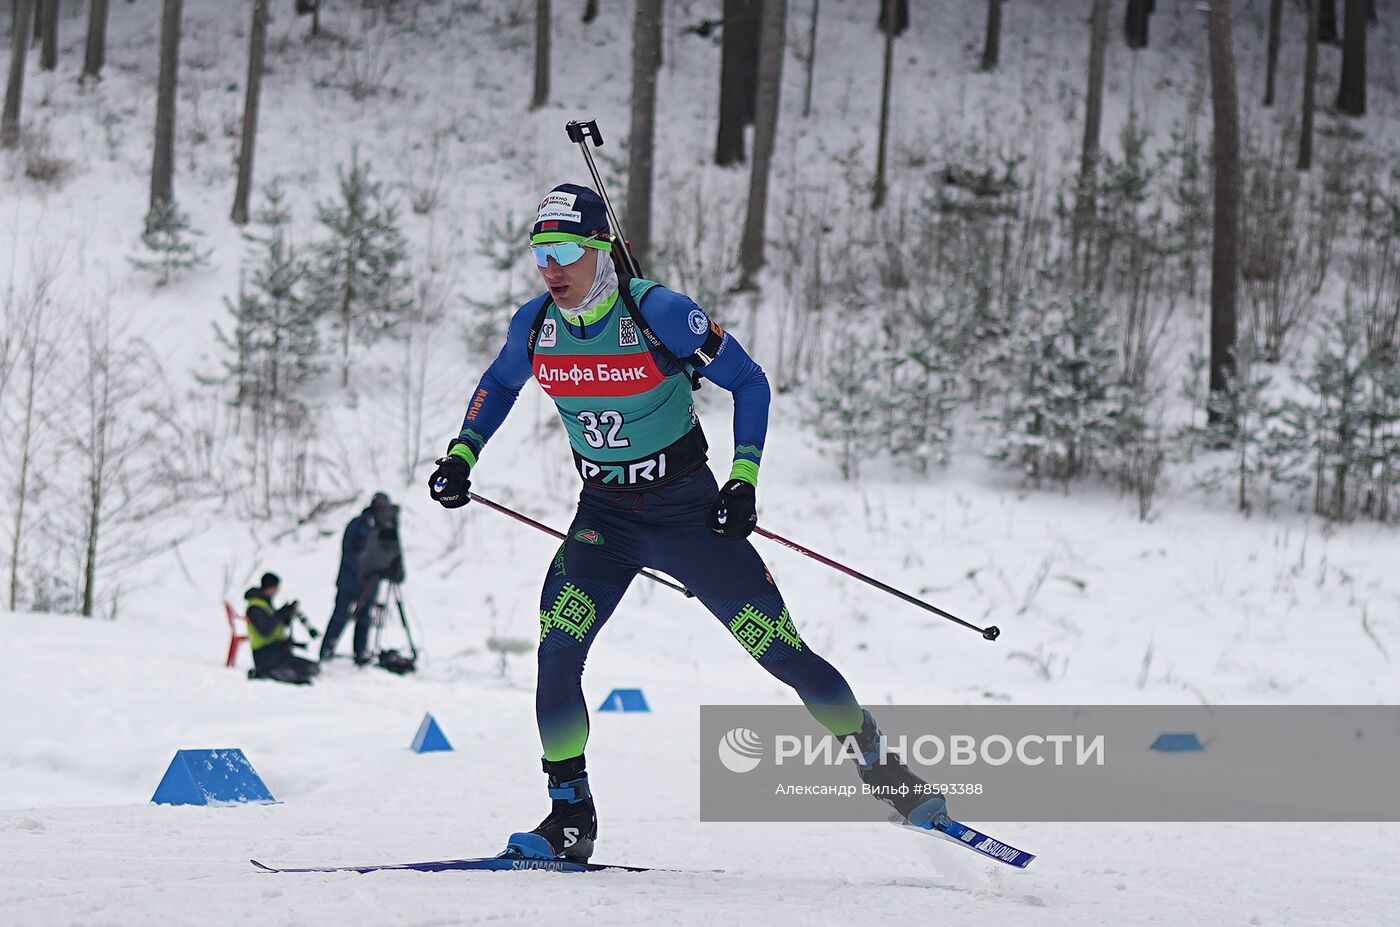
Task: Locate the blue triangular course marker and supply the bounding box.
[597,688,650,712]
[1150,732,1204,752]
[411,713,453,753]
[151,749,275,806]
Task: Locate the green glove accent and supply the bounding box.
[448,441,478,467]
[728,459,759,488]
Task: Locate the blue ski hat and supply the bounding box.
[531,183,613,249]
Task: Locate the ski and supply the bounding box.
[895,816,1036,869]
[250,856,661,875]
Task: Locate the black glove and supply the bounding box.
[428,442,473,508]
[274,602,299,623]
[708,479,758,540]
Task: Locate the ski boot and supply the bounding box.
[500,755,597,862]
[850,711,949,830]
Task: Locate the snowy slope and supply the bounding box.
[3,1,1400,924]
[2,602,1398,927]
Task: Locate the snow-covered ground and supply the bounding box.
[3,500,1399,927]
[3,429,1398,924]
[3,0,1400,923]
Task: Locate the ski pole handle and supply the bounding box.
[566,119,603,146]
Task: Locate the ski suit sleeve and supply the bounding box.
[345,514,370,559]
[451,297,548,465]
[639,287,769,487]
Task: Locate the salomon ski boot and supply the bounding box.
[500,755,597,862]
[850,711,948,829]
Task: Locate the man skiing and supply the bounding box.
[428,184,944,862]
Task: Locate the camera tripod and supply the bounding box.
[366,581,418,674]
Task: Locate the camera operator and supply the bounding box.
[320,493,379,662]
[245,572,320,685]
[343,494,406,666]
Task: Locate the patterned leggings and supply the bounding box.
[535,467,864,761]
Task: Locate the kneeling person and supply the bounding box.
[245,572,319,685]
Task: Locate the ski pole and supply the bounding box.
[752,526,1000,641]
[564,119,643,277]
[468,491,694,597]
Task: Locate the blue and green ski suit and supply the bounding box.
[455,280,864,760]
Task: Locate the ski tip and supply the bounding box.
[249,859,277,873]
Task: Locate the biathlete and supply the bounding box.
[428,184,945,861]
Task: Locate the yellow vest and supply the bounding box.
[245,596,289,651]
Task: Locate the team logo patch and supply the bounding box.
[536,191,582,225]
[574,529,604,545]
[687,308,709,336]
[539,318,557,348]
[618,316,639,347]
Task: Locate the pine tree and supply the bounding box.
[880,298,961,473]
[1281,295,1400,522]
[1195,343,1290,514]
[217,182,321,425]
[129,198,210,287]
[804,324,889,480]
[308,154,413,386]
[990,294,1121,488]
[211,183,323,515]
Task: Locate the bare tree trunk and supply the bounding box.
[532,0,550,109]
[150,0,184,213]
[1124,0,1152,49]
[1264,0,1283,105]
[81,324,111,618]
[1208,0,1240,425]
[76,303,173,618]
[341,246,354,388]
[83,0,110,80]
[738,0,787,288]
[1300,0,1319,170]
[1335,0,1366,115]
[802,0,819,117]
[38,0,56,71]
[231,0,269,226]
[715,0,760,166]
[875,0,908,35]
[6,275,61,611]
[1079,0,1109,189]
[1319,0,1340,43]
[627,0,661,264]
[2,0,35,150]
[981,0,1002,71]
[8,348,37,611]
[1074,0,1110,257]
[872,0,896,209]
